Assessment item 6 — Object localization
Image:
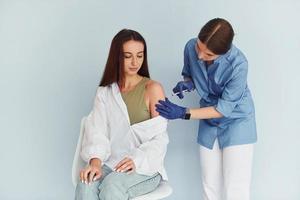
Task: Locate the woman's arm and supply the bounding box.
[81,87,111,164]
[145,80,165,118]
[80,87,110,184]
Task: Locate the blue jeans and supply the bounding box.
[75,165,162,200]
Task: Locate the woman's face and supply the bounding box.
[195,39,219,61]
[123,40,144,76]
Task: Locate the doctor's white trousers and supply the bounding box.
[199,140,254,200]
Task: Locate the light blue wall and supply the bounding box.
[1,0,299,199]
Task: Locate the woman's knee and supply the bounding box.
[98,173,128,200]
[75,181,100,200]
[99,183,128,200]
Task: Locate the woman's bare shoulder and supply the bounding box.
[145,79,165,98]
[145,79,165,117]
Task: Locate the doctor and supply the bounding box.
[155,18,257,200]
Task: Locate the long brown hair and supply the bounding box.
[99,29,150,87]
[198,18,234,55]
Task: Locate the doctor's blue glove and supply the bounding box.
[173,80,195,99]
[155,98,187,120]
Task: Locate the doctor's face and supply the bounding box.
[195,39,219,61]
[123,40,144,76]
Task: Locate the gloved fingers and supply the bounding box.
[178,91,184,99]
[156,108,170,117]
[160,100,173,109]
[177,84,185,99]
[173,82,187,99]
[164,97,171,103]
[160,98,181,111]
[173,81,183,93]
[183,82,191,91]
[165,98,181,109]
[158,112,171,119]
[158,99,172,109]
[185,80,195,91]
[172,86,178,93]
[173,81,185,91]
[165,98,176,106]
[155,104,170,113]
[179,82,185,92]
[155,103,164,109]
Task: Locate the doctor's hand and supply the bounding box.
[80,158,102,184]
[173,80,195,99]
[114,157,136,174]
[155,98,187,120]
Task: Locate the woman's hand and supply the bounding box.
[114,157,136,174]
[80,158,102,184]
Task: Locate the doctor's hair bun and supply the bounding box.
[198,18,234,55]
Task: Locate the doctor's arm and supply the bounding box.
[189,106,223,119]
[156,62,248,120]
[156,98,223,120]
[172,41,196,99]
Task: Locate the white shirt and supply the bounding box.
[80,83,169,180]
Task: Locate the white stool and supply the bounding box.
[72,117,172,200]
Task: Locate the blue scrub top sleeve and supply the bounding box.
[181,43,191,78]
[215,61,248,118]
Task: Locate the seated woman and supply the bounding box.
[75,29,169,200]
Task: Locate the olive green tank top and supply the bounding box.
[121,77,151,125]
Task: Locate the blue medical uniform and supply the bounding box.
[182,38,257,149]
